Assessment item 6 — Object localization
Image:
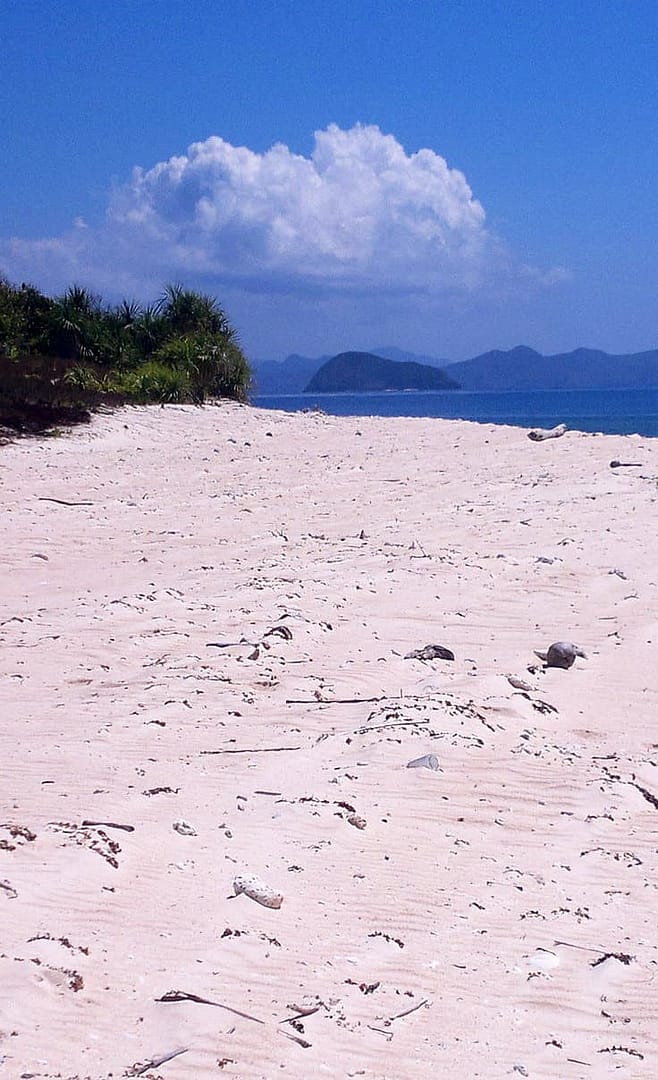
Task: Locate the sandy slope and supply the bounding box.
[1,402,657,1079]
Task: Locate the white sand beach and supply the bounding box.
[1,403,657,1078]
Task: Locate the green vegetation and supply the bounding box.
[0,278,251,432]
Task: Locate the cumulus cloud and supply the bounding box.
[2,124,568,356]
[4,124,506,296]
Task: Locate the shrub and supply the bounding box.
[0,279,253,430]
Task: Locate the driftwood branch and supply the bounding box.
[156,989,264,1024]
[527,423,567,442]
[82,819,135,832]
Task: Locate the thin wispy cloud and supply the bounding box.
[4,124,552,294]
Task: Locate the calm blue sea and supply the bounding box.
[252,387,658,437]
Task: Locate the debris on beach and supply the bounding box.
[527,423,567,441]
[264,624,293,641]
[172,819,197,836]
[534,641,587,669]
[404,644,455,662]
[346,813,367,830]
[506,675,534,692]
[406,753,440,771]
[233,873,284,909]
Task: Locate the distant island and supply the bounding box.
[304,351,460,393]
[252,343,658,395]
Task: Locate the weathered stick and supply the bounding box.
[527,423,567,442]
[280,1005,321,1024]
[201,746,301,755]
[156,989,264,1024]
[37,497,94,506]
[286,696,387,705]
[388,998,430,1021]
[280,1030,312,1048]
[134,1047,188,1075]
[631,782,658,809]
[357,718,430,733]
[206,641,255,648]
[82,820,135,832]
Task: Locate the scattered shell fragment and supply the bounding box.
[406,754,440,771]
[172,819,197,836]
[506,675,534,692]
[527,948,560,971]
[346,814,367,830]
[233,873,283,909]
[534,641,587,669]
[404,644,455,662]
[264,625,293,641]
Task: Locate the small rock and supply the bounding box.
[534,642,586,669]
[404,644,455,662]
[347,814,367,830]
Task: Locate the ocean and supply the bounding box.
[251,387,658,437]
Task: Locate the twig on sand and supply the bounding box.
[81,819,135,832]
[388,999,431,1022]
[357,718,430,734]
[286,696,387,705]
[156,989,264,1024]
[630,781,658,809]
[280,1005,322,1025]
[280,1029,312,1048]
[200,746,301,755]
[553,939,606,954]
[37,497,93,506]
[206,641,256,648]
[368,1025,393,1040]
[133,1047,188,1075]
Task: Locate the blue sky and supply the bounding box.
[1,0,657,361]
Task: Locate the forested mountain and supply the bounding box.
[304,351,459,392]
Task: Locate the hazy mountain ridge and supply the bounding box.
[444,345,658,391]
[252,344,658,394]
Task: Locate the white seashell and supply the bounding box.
[527,948,559,971]
[407,753,440,771]
[233,873,283,909]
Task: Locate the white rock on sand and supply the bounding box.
[1,402,656,1077]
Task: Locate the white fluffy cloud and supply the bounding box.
[5,124,501,296]
[3,124,568,355]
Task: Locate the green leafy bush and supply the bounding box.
[0,278,252,431]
